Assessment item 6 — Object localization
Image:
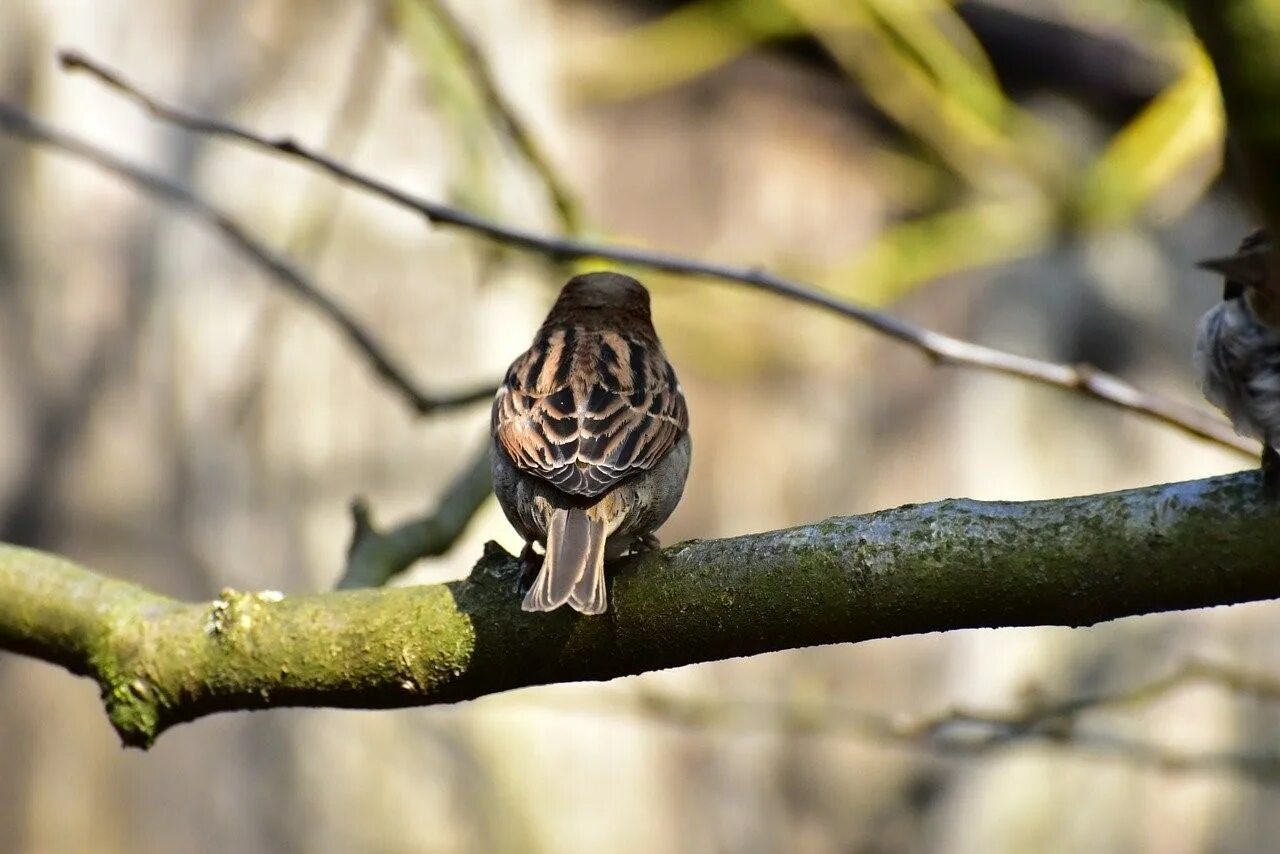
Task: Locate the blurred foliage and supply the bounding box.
[389,0,588,281]
[1077,43,1222,227]
[570,0,804,102]
[390,0,501,217]
[571,0,1227,305]
[821,198,1052,304]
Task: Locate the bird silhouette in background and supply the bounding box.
[490,272,691,614]
[1194,229,1280,498]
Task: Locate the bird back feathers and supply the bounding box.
[492,321,688,498]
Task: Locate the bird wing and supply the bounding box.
[492,326,688,499]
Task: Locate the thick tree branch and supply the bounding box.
[1,470,1276,749]
[0,101,492,417]
[56,50,1253,455]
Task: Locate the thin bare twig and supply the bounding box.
[895,657,1280,740]
[286,1,392,260]
[228,2,395,427]
[340,440,491,588]
[521,656,1280,784]
[0,101,493,416]
[906,656,1280,782]
[58,49,1253,455]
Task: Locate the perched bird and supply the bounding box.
[490,272,691,614]
[1193,228,1280,497]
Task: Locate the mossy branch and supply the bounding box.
[1,471,1277,749]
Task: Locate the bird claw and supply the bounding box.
[515,542,544,595]
[633,532,661,553]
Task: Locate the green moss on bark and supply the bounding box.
[2,471,1278,747]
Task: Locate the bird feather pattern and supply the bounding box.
[492,321,688,498]
[1195,229,1280,499]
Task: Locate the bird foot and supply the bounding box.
[632,532,661,554]
[515,542,544,596]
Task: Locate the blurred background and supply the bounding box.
[0,0,1274,851]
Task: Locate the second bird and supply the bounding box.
[1194,229,1280,497]
[490,272,691,614]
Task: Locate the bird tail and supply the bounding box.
[522,506,608,615]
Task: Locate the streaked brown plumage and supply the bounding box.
[490,272,691,614]
[1194,229,1280,497]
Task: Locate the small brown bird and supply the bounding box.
[1194,229,1280,497]
[490,272,691,614]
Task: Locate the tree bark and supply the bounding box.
[1,470,1275,749]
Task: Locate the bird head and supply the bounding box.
[1197,230,1280,325]
[544,272,653,328]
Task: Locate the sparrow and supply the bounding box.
[1193,228,1280,498]
[490,272,692,614]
